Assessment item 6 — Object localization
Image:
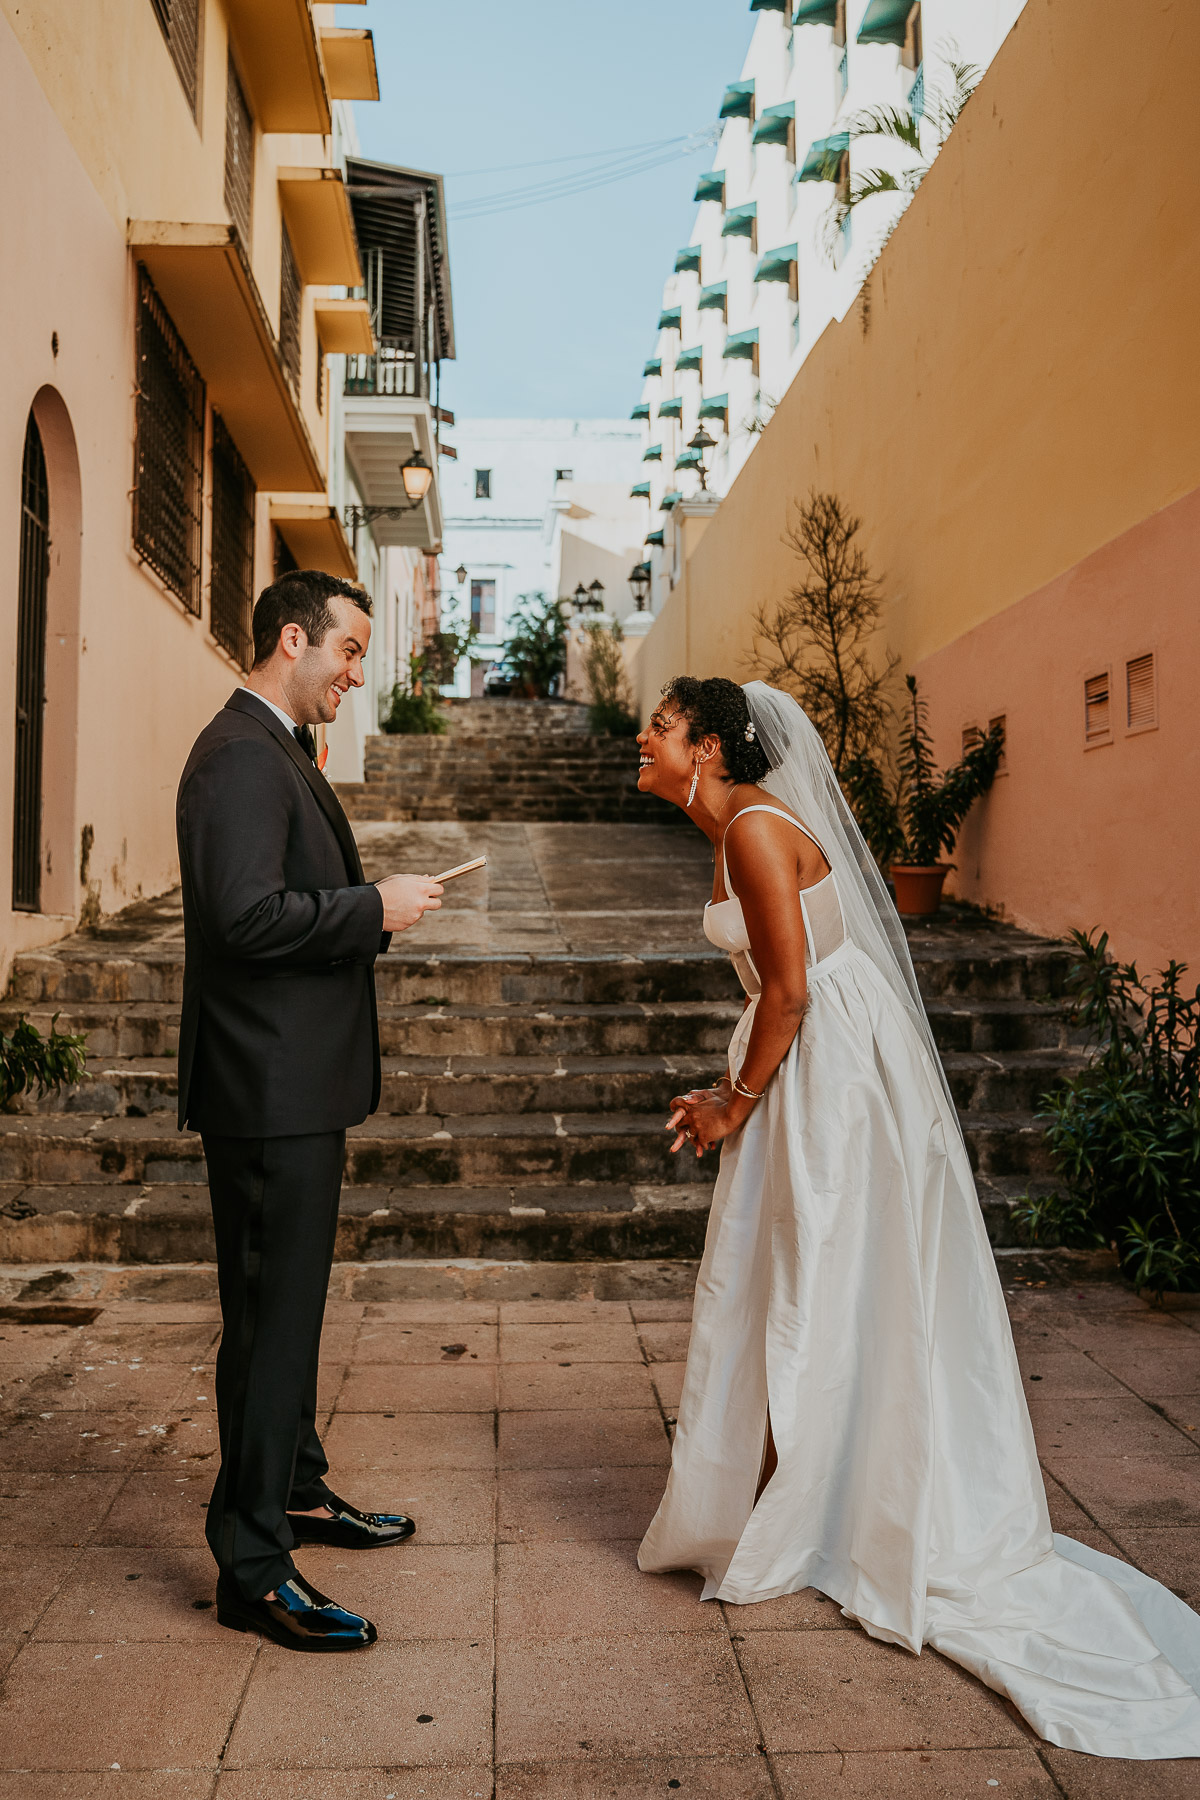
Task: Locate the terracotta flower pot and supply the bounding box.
[890,864,952,917]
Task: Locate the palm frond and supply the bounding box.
[845,104,923,154]
[926,57,982,146]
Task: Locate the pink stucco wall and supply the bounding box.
[918,485,1200,976]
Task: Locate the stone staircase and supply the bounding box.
[335,698,676,824]
[0,893,1088,1267]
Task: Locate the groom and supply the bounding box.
[176,569,443,1651]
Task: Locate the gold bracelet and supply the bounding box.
[730,1073,764,1100]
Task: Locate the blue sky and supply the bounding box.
[338,1,754,419]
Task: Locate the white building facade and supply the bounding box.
[438,419,643,693]
[633,0,1027,610]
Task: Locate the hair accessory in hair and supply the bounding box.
[744,722,756,743]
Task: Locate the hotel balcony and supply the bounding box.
[342,158,455,552]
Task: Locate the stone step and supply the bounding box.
[0,1170,1046,1268]
[13,1046,1087,1122]
[6,942,1074,1009]
[0,1106,1052,1190]
[0,992,1083,1063]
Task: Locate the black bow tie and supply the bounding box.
[294,724,317,763]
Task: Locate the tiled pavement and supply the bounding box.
[1,1268,1199,1796]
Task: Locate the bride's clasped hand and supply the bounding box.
[635,672,1200,1762]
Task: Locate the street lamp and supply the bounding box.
[687,423,717,492]
[627,562,651,612]
[587,579,605,613]
[572,583,589,614]
[344,449,436,536]
[455,563,468,586]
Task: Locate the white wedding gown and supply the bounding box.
[638,805,1200,1759]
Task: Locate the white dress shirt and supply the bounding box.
[242,688,300,737]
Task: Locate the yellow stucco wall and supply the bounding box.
[636,0,1200,709]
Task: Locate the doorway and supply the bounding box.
[12,413,50,911]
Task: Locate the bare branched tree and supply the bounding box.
[748,492,898,776]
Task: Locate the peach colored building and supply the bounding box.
[634,0,1199,975]
[0,2,453,984]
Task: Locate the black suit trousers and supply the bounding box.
[202,1130,345,1599]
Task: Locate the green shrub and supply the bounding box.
[379,652,447,736]
[581,621,638,738]
[1,1014,89,1112]
[503,593,568,698]
[1015,929,1200,1294]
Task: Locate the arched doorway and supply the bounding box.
[12,412,50,911]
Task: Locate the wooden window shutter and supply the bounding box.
[1125,653,1157,733]
[1084,671,1111,747]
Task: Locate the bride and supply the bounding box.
[635,674,1200,1759]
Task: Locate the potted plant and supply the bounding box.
[887,675,1004,915]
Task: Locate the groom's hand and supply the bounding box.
[375,874,444,932]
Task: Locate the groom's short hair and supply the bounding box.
[252,570,372,668]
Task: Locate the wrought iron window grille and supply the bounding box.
[224,54,254,246]
[279,221,302,392]
[132,266,205,614]
[209,414,256,672]
[150,0,201,116]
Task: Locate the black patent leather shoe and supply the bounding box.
[286,1490,417,1550]
[216,1574,377,1652]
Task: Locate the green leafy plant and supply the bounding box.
[581,621,638,737]
[1016,931,1200,1295]
[1,1014,89,1112]
[503,592,569,699]
[379,652,447,736]
[422,602,479,689]
[820,51,982,266]
[853,675,1003,866]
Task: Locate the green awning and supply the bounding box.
[750,0,788,11]
[676,344,703,373]
[643,357,662,378]
[631,402,651,421]
[694,170,726,205]
[755,243,798,282]
[657,306,682,332]
[698,392,728,421]
[630,481,651,499]
[660,490,683,511]
[718,79,755,120]
[721,202,757,239]
[645,529,665,547]
[752,101,795,147]
[658,396,683,420]
[675,449,702,470]
[792,0,838,22]
[643,443,663,462]
[698,281,728,313]
[674,245,702,276]
[724,328,759,360]
[798,132,848,181]
[857,0,913,46]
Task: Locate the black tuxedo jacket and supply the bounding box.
[175,688,389,1137]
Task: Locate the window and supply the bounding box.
[279,221,301,392]
[273,527,299,580]
[133,265,205,613]
[1125,652,1158,733]
[224,55,254,246]
[210,414,256,671]
[964,717,1007,772]
[150,0,201,116]
[1084,670,1112,747]
[555,468,573,482]
[474,469,492,500]
[989,714,1008,773]
[902,2,923,71]
[470,578,496,635]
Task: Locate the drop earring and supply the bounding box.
[686,761,701,808]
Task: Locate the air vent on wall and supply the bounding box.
[1126,652,1158,733]
[1084,671,1111,747]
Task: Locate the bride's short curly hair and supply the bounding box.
[661,676,770,785]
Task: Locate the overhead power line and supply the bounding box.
[447,128,719,222]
